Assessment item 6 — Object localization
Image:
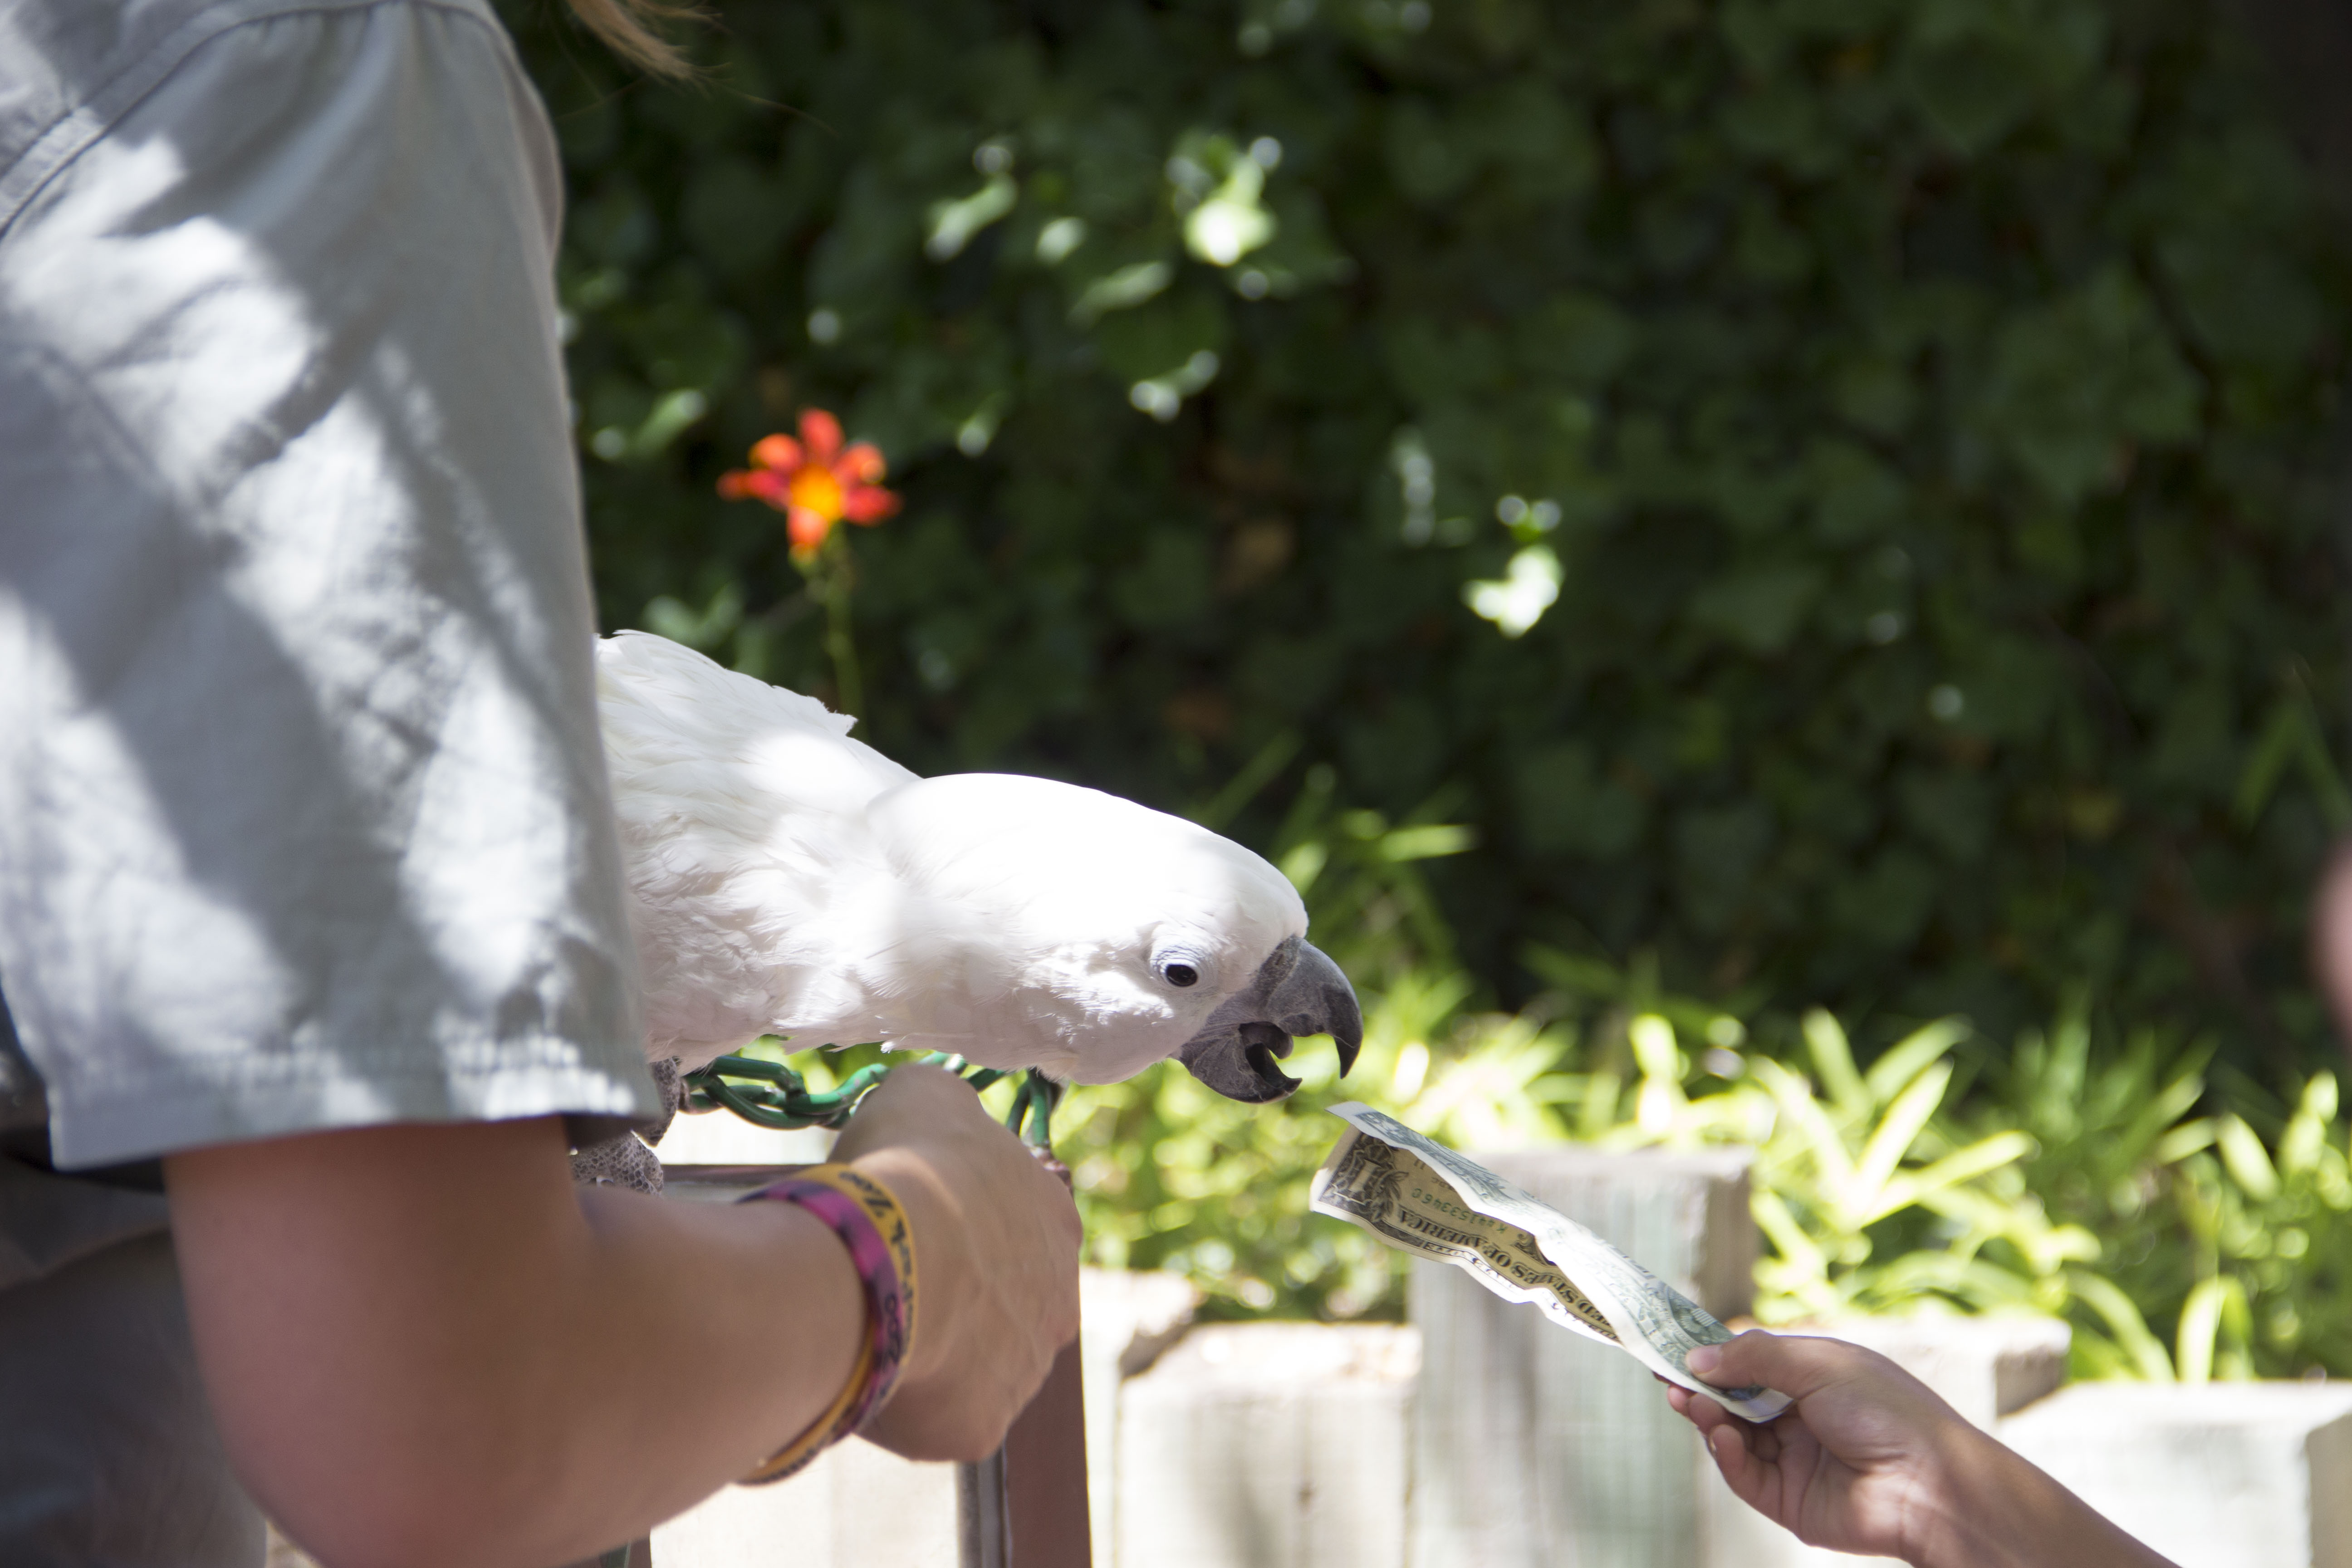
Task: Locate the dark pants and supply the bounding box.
[0,1186,265,1567]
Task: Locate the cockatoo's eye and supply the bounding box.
[1161,962,1200,988]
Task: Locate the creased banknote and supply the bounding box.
[1311,1102,1792,1421]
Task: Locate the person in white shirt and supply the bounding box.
[0,3,1076,1562]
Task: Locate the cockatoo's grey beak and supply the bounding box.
[1177,936,1363,1102]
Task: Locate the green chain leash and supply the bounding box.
[681,1050,1063,1152]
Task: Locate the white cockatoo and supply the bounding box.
[595,630,1362,1103]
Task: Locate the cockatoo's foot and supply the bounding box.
[569,1129,665,1194]
[643,1056,685,1141]
[567,1057,685,1195]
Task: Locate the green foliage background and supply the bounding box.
[505,0,2352,1074]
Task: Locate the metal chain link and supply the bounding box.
[682,1050,1062,1150]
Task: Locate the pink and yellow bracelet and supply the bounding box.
[736,1163,918,1484]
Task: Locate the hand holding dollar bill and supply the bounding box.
[1310,1102,1792,1422]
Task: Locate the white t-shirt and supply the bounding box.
[0,0,659,1171]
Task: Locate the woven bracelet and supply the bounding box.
[736,1164,918,1484]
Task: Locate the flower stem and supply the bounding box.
[814,534,863,720]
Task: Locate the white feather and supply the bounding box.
[596,631,1307,1079]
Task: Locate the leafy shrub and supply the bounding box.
[505,0,2351,1076]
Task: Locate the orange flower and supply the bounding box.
[717,409,900,559]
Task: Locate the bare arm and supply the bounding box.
[1669,1334,2176,1568]
[166,1065,1079,1568]
[2317,841,2352,1039]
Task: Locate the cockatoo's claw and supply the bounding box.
[569,1127,666,1193]
[567,1057,685,1193]
[1176,936,1362,1102]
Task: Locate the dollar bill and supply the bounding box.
[1311,1102,1792,1422]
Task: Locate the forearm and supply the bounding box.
[1914,1426,2177,1568]
[1679,1334,2180,1568]
[167,1116,862,1568]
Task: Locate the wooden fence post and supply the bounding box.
[960,1154,1093,1568]
[1407,1147,1755,1568]
[1111,1322,1419,1568]
[960,1336,1092,1568]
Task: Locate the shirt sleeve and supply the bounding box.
[0,0,659,1169]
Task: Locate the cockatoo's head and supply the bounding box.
[864,774,1362,1100]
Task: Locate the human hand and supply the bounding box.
[1669,1333,2176,1568]
[1667,1333,1981,1563]
[829,1065,1082,1460]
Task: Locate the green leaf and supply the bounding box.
[1092,286,1227,385]
[2175,1274,2249,1385]
[2216,1115,2281,1201]
[1804,1008,1870,1121]
[926,172,1019,261]
[2068,1269,2176,1382]
[1379,824,1479,862]
[1513,744,1647,861]
[1877,1130,2035,1223]
[1846,1061,1952,1226]
[1863,1019,1970,1104]
[2280,1074,2337,1178]
[1068,260,1174,325]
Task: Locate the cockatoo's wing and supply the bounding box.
[597,632,916,1065]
